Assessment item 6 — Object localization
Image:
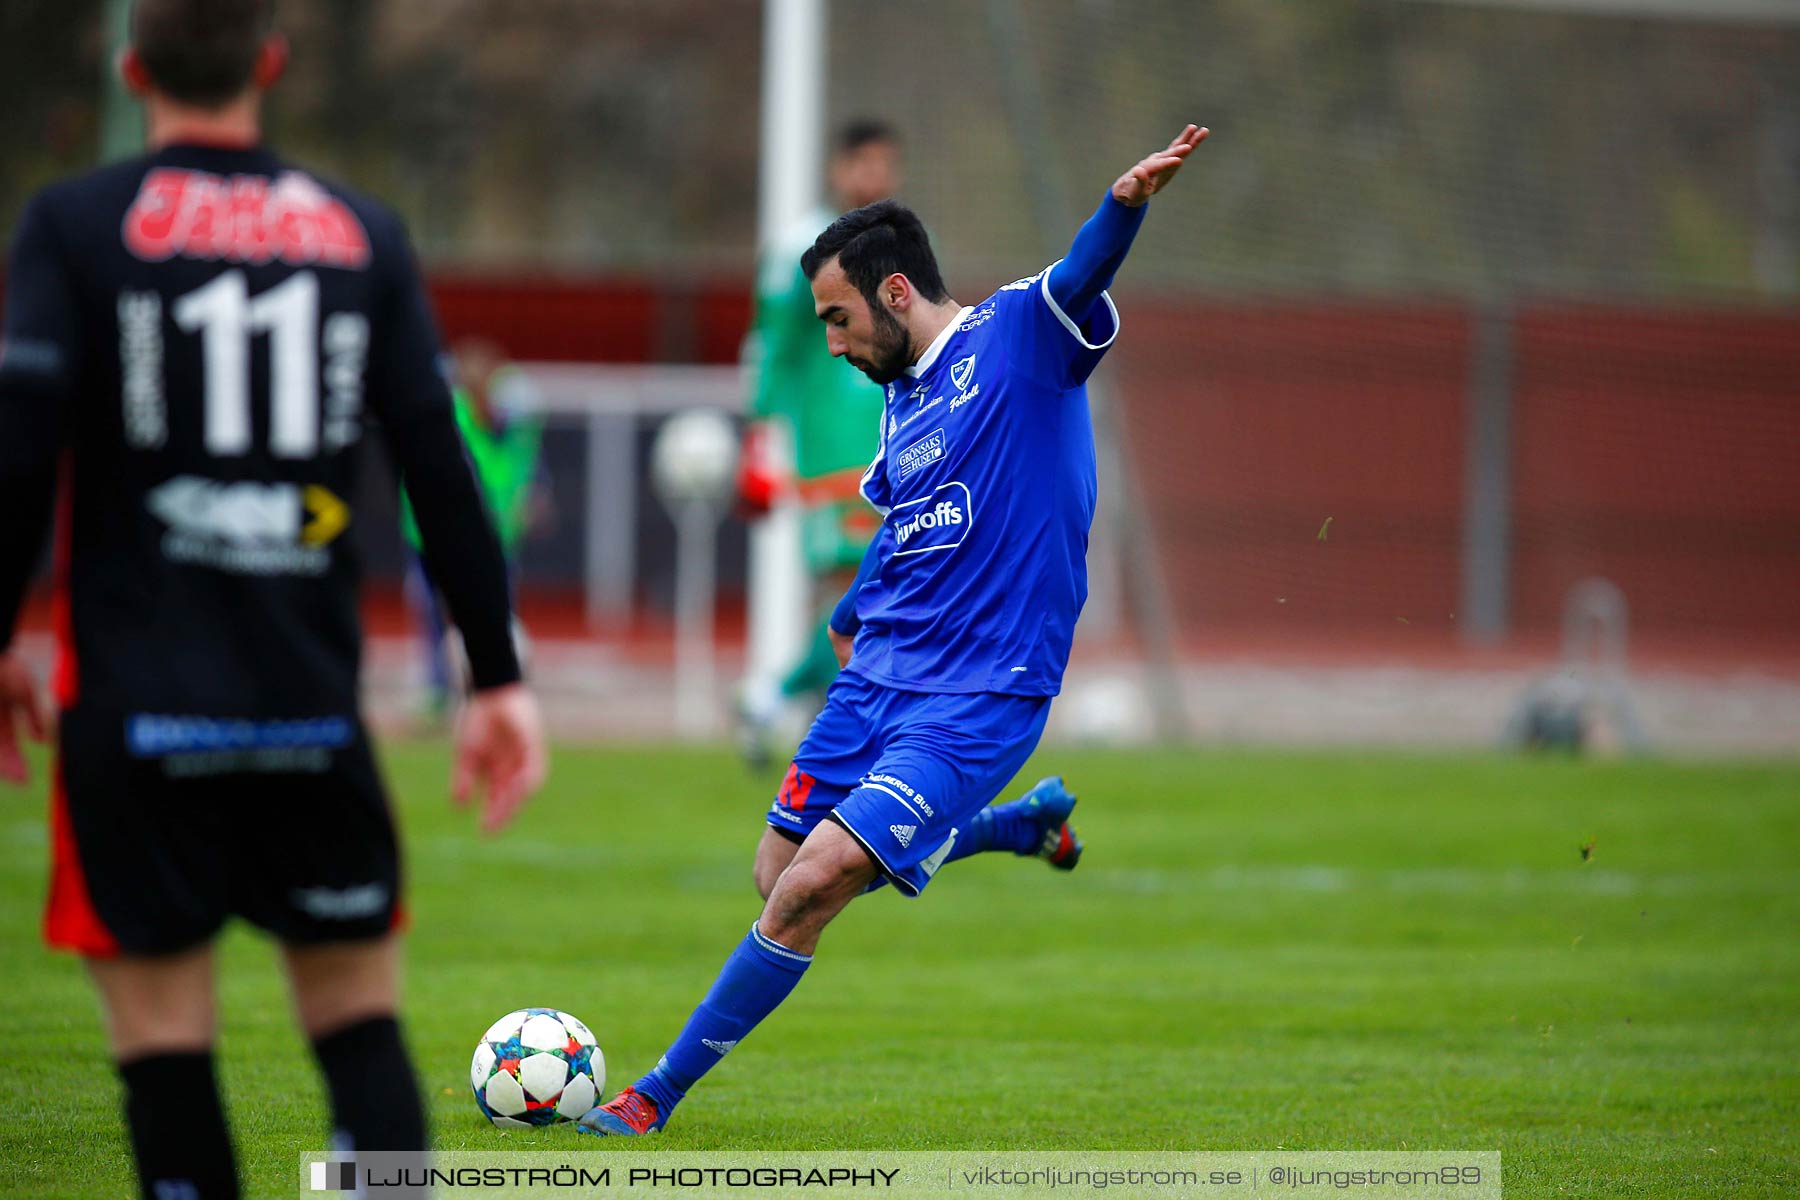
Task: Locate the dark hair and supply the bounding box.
[801,199,948,307]
[131,0,276,107]
[836,119,899,156]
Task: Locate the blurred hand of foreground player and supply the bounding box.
[0,654,48,784]
[829,628,854,669]
[1112,124,1208,207]
[451,683,547,835]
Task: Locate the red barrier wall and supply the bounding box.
[1111,298,1800,644]
[428,275,751,364]
[1112,302,1472,635]
[6,267,1795,647]
[1510,308,1800,639]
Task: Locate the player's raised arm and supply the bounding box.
[1045,124,1209,321]
[1111,124,1208,208]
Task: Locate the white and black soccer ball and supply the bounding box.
[470,1008,604,1128]
[651,408,739,509]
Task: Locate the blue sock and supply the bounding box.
[943,796,1041,864]
[632,924,812,1121]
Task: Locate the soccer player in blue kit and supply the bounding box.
[581,124,1208,1137]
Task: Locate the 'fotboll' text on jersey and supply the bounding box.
[848,266,1118,696]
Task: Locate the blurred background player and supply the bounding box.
[400,336,546,722]
[579,126,1207,1139]
[0,2,547,1197]
[736,119,901,763]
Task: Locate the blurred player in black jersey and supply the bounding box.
[0,2,547,1196]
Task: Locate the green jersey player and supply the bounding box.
[738,122,901,753]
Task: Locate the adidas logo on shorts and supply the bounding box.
[890,824,916,848]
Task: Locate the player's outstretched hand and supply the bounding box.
[0,654,48,785]
[1112,124,1209,207]
[451,682,548,835]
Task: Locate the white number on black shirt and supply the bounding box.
[171,269,320,458]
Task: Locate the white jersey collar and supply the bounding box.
[905,307,975,378]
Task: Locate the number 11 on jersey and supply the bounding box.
[172,268,319,458]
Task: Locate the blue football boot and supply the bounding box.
[1017,776,1083,870]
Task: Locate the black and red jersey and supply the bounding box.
[0,142,519,719]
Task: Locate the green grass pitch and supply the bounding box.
[2,744,1796,1197]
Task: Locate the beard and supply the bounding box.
[847,303,913,385]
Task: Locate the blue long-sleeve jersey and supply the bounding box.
[834,192,1147,695]
[826,193,1147,692]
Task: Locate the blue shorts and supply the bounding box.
[765,670,1051,896]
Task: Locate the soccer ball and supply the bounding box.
[470,1008,604,1128]
[650,408,739,508]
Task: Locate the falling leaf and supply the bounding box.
[1396,616,1410,625]
[1317,516,1333,541]
[1579,838,1596,863]
[1276,597,1287,604]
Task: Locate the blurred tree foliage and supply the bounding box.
[3,0,1795,298]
